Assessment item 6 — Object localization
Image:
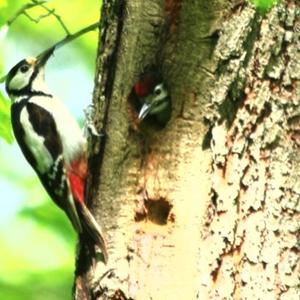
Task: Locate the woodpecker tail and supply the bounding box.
[76,203,108,263]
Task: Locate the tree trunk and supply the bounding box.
[74,0,300,299]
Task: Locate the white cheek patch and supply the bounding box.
[158,89,168,101]
[20,107,53,174]
[155,84,168,102]
[9,69,34,91]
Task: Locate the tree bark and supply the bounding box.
[74,0,300,299]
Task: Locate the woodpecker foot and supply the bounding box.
[83,104,103,138]
[87,123,103,137]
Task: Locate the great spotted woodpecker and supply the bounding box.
[133,69,171,124]
[5,48,108,262]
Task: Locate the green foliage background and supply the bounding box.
[0,1,100,299]
[250,0,279,12]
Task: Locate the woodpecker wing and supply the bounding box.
[76,202,108,263]
[11,99,82,232]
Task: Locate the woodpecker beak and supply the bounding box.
[36,47,55,67]
[138,103,152,120]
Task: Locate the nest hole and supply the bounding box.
[135,197,173,225]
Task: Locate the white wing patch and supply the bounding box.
[20,107,53,174]
[29,96,86,166]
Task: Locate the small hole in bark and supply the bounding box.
[126,254,132,262]
[134,197,173,225]
[144,197,172,225]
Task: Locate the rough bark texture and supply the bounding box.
[74,0,300,299]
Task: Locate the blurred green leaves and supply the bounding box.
[19,200,77,245]
[0,91,13,143]
[0,1,100,300]
[0,268,73,300]
[0,1,12,144]
[0,166,77,300]
[0,0,7,10]
[250,0,279,13]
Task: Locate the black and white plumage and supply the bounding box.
[6,48,108,262]
[137,83,170,120]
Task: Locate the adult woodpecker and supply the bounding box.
[5,48,108,263]
[133,69,171,124]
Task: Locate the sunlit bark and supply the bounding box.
[74,1,300,299]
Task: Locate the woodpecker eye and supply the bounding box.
[20,65,30,73]
[154,86,162,95]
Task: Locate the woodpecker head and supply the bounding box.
[134,71,170,120]
[5,47,54,98]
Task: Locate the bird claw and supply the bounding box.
[87,123,102,137]
[83,104,103,138]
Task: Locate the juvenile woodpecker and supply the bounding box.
[134,70,171,124]
[5,48,107,262]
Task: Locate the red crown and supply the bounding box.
[134,73,158,97]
